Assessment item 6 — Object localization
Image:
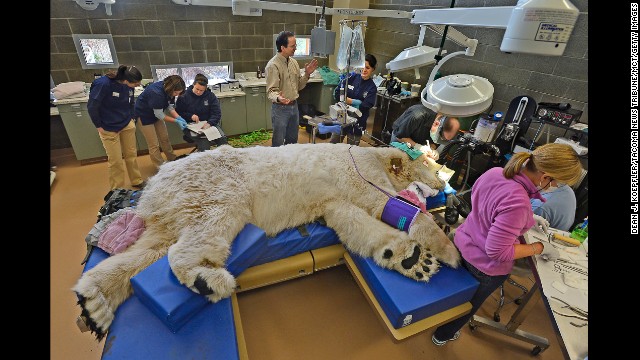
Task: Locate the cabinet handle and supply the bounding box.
[76,112,83,117]
[252,94,259,97]
[71,104,81,109]
[230,99,236,102]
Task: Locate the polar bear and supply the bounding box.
[74,143,460,340]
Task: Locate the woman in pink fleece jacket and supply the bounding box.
[431,143,583,346]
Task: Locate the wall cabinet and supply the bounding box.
[220,96,248,136]
[57,102,107,161]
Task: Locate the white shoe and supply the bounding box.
[432,331,460,346]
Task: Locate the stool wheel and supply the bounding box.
[468,322,478,332]
[493,313,500,322]
[514,298,522,305]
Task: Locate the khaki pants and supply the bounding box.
[139,119,177,169]
[98,120,143,189]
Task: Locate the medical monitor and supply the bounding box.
[73,34,119,69]
[273,34,313,60]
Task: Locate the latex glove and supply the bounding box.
[532,214,550,234]
[539,242,560,261]
[350,99,362,109]
[175,117,188,130]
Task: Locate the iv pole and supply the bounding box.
[338,20,366,136]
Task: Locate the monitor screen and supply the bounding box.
[72,34,119,69]
[273,34,313,60]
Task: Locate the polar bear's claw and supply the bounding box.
[194,275,215,296]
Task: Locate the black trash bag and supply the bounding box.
[298,103,323,125]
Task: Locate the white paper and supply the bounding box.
[203,126,222,141]
[524,228,588,360]
[186,122,222,141]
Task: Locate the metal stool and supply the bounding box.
[493,257,532,322]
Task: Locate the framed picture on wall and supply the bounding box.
[72,34,119,69]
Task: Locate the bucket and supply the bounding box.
[410,84,421,97]
[380,197,421,232]
[474,112,502,142]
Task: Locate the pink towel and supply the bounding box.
[397,190,430,216]
[97,210,146,254]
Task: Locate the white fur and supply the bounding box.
[73,143,460,338]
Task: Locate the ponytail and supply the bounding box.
[503,152,532,179]
[106,65,142,83]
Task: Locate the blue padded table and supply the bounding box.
[344,251,478,341]
[130,223,267,332]
[252,221,340,266]
[81,247,246,360]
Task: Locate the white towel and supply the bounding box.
[52,81,86,100]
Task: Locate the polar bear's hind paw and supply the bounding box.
[381,244,440,281]
[76,294,108,341]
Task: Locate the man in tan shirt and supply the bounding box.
[265,31,318,147]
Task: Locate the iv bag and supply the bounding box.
[336,25,353,71]
[349,24,365,70]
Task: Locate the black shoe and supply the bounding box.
[445,206,459,225]
[455,197,470,218]
[132,181,146,189]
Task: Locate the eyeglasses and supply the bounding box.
[288,43,297,48]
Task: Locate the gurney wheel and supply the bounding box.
[531,346,542,356]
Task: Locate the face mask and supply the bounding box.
[430,130,439,143]
[536,179,553,192]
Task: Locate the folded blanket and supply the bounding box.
[52,81,85,100]
[98,210,146,254]
[317,123,342,135]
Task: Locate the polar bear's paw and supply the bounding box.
[375,241,440,281]
[74,289,115,341]
[187,267,237,303]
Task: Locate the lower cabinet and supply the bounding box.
[57,102,107,161]
[245,87,267,132]
[220,96,248,136]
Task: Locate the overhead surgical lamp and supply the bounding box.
[172,0,579,117]
[74,0,115,16]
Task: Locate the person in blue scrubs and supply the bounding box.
[176,74,228,152]
[87,65,144,189]
[135,75,187,170]
[530,182,577,231]
[330,54,378,145]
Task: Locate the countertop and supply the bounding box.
[53,87,246,106]
[238,76,323,88]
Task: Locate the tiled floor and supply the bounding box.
[51,127,565,360]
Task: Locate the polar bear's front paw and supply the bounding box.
[187,267,237,303]
[375,241,440,281]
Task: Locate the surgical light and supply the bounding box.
[74,0,115,16]
[172,0,580,117]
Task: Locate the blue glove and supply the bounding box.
[175,117,188,130]
[351,99,362,109]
